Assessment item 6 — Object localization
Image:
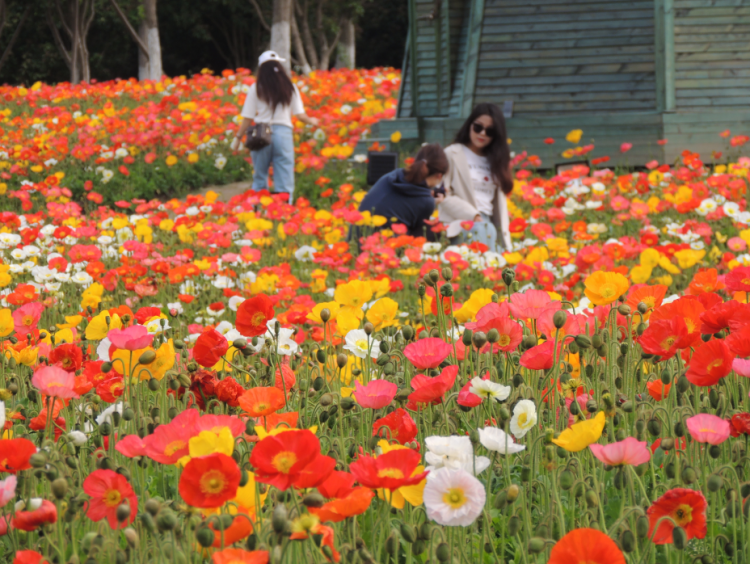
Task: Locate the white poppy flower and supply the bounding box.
[478,427,526,455]
[510,400,537,439]
[343,329,379,359]
[468,378,510,402]
[423,467,486,526]
[424,435,490,475]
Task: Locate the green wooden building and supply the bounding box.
[363,0,750,166]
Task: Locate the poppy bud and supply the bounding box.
[553,310,568,329]
[51,478,68,499]
[585,490,598,508]
[462,329,473,347]
[493,490,507,509]
[429,269,440,284]
[139,350,156,365]
[156,508,177,531]
[506,484,520,503]
[487,328,500,344]
[469,429,480,445]
[676,376,690,394]
[660,437,674,451]
[145,498,161,516]
[681,465,697,485]
[512,373,524,387]
[401,325,414,341]
[647,418,661,437]
[316,349,327,363]
[559,470,574,490]
[617,304,631,316]
[502,268,515,287]
[528,538,546,553]
[672,526,687,549]
[418,284,426,297]
[313,377,325,391]
[592,334,603,349]
[522,335,537,350]
[411,540,426,555]
[439,283,453,298]
[636,323,647,336]
[418,522,432,541]
[147,378,159,391]
[272,505,288,533]
[101,361,112,373]
[302,492,325,508]
[29,452,47,468]
[385,533,399,555]
[116,503,131,522]
[336,353,348,369]
[568,341,579,354]
[441,267,453,281]
[400,522,416,543]
[196,527,214,548]
[674,421,685,437]
[436,542,450,562]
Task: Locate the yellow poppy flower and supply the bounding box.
[584,272,630,306]
[551,412,606,452]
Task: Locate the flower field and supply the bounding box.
[3,71,750,564]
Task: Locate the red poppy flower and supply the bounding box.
[650,297,704,349]
[372,408,417,445]
[249,430,322,491]
[0,438,37,473]
[13,550,47,564]
[549,528,625,564]
[729,413,750,437]
[407,365,458,409]
[193,328,229,368]
[49,344,83,372]
[179,453,241,508]
[403,337,453,370]
[349,449,428,491]
[725,323,750,357]
[211,548,269,564]
[239,387,285,417]
[638,317,687,361]
[685,339,734,387]
[700,300,740,334]
[519,340,559,370]
[83,469,138,529]
[725,266,750,293]
[215,378,244,407]
[12,500,58,531]
[647,488,707,544]
[236,294,275,337]
[309,487,374,523]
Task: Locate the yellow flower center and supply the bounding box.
[251,312,266,327]
[22,315,33,326]
[272,451,298,474]
[199,470,227,494]
[377,468,404,479]
[255,402,268,412]
[707,359,724,371]
[498,334,511,347]
[355,339,368,350]
[517,413,528,427]
[103,489,122,507]
[673,504,693,526]
[684,319,696,333]
[164,440,187,456]
[599,285,617,299]
[660,336,677,350]
[442,487,467,509]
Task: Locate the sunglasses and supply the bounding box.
[472,122,496,138]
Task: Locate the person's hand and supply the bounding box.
[434,192,445,203]
[230,137,241,151]
[308,116,320,127]
[474,214,482,222]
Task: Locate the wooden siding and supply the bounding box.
[674,0,750,110]
[473,0,658,115]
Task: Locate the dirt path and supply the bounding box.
[196,181,253,201]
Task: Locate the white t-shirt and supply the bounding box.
[240,83,305,128]
[462,145,495,216]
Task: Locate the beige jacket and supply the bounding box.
[438,143,512,250]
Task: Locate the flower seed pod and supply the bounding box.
[316,349,327,363]
[401,325,414,341]
[336,353,348,369]
[619,529,636,553]
[506,484,520,503]
[487,328,500,344]
[574,335,591,349]
[681,465,697,485]
[196,527,214,548]
[411,540,425,555]
[676,376,690,394]
[138,350,156,365]
[385,532,399,555]
[472,331,487,349]
[156,508,177,532]
[429,269,440,284]
[116,504,131,522]
[462,329,473,347]
[441,267,453,281]
[585,490,598,508]
[502,268,515,287]
[439,283,453,298]
[617,304,631,316]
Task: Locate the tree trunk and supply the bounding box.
[48,0,95,84]
[271,0,292,73]
[335,18,354,69]
[290,9,311,74]
[138,0,162,80]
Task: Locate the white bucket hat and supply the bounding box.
[258,51,286,66]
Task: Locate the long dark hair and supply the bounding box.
[256,60,294,113]
[455,103,513,195]
[404,143,448,185]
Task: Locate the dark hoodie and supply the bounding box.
[356,168,435,237]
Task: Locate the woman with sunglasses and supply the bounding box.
[439,103,513,250]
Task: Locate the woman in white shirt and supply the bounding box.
[438,103,513,250]
[232,51,319,203]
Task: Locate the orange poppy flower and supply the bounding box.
[647,488,707,544]
[250,429,327,491]
[625,284,667,321]
[178,453,241,508]
[238,387,285,417]
[646,380,670,401]
[688,268,724,295]
[212,548,269,564]
[549,528,625,564]
[309,487,375,523]
[650,297,704,348]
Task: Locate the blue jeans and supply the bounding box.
[457,212,498,251]
[251,124,295,203]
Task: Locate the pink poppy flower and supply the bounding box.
[107,325,153,351]
[12,302,44,337]
[465,302,511,331]
[509,289,555,320]
[403,337,452,370]
[115,435,148,458]
[686,413,731,445]
[353,379,397,409]
[589,437,651,466]
[0,475,16,508]
[31,365,79,399]
[732,358,750,378]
